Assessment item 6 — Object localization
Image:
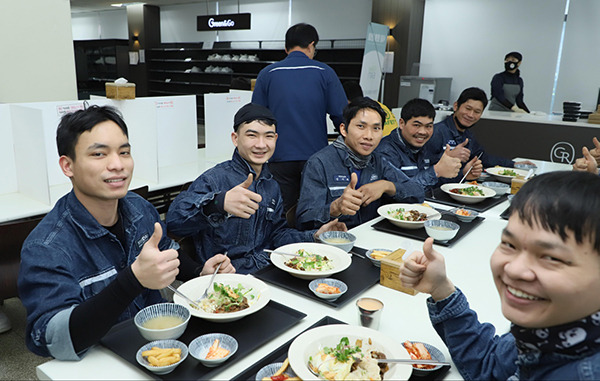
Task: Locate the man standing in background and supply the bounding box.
[252,23,347,213]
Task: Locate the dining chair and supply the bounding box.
[0,214,46,301]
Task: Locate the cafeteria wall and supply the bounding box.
[0,0,78,103]
[71,0,373,43]
[420,0,600,114]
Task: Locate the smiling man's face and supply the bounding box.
[340,108,383,156]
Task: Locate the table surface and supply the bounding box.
[35,159,570,380]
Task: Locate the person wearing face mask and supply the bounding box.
[489,51,530,113]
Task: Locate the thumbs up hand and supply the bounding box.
[433,147,462,178]
[224,174,263,219]
[329,172,363,217]
[131,222,180,289]
[399,238,455,301]
[446,139,471,163]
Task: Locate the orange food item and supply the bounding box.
[315,283,341,294]
[206,339,230,359]
[455,208,471,216]
[403,341,434,369]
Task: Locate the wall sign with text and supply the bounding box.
[197,13,251,31]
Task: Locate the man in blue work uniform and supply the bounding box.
[377,98,481,191]
[296,97,424,230]
[166,103,346,274]
[252,23,347,213]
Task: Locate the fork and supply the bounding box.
[196,252,227,302]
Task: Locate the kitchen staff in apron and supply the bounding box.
[489,51,529,113]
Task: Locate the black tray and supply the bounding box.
[100,300,306,380]
[253,247,379,308]
[371,213,484,247]
[425,187,508,212]
[231,316,451,381]
[500,206,511,220]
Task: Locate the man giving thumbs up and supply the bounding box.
[167,103,345,275]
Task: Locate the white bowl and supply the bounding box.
[188,333,238,367]
[318,231,356,253]
[270,242,352,280]
[448,207,478,223]
[403,341,446,375]
[365,248,393,267]
[173,274,270,322]
[136,339,188,375]
[482,181,510,197]
[134,303,190,341]
[485,167,529,184]
[377,203,440,229]
[424,220,460,242]
[255,362,297,381]
[308,278,347,301]
[440,183,496,204]
[288,324,412,381]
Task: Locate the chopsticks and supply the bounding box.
[458,152,483,184]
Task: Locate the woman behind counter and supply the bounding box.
[489,51,530,113]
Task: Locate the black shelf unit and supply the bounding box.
[74,39,129,100]
[146,40,364,124]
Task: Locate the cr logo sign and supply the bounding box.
[550,142,575,164]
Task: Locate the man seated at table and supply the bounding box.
[426,87,532,169]
[166,103,345,274]
[18,105,233,360]
[295,97,424,230]
[573,136,600,174]
[400,170,600,379]
[377,98,482,191]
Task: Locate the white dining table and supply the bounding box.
[35,159,571,380]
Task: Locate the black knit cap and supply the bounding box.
[233,103,277,131]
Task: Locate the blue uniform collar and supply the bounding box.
[231,149,273,181]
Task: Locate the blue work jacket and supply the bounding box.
[429,289,600,380]
[18,191,173,359]
[166,150,315,274]
[296,144,424,230]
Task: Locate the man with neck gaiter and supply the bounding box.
[296,97,424,230]
[377,98,479,191]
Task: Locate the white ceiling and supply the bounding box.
[70,0,208,13]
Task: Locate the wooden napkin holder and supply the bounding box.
[106,82,136,100]
[380,248,418,295]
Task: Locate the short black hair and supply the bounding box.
[456,87,488,109]
[400,98,435,122]
[342,81,364,102]
[342,97,386,128]
[56,105,128,160]
[505,51,523,62]
[285,23,319,51]
[509,171,600,254]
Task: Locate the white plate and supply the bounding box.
[377,203,440,229]
[288,324,413,381]
[173,274,270,322]
[485,167,529,184]
[440,183,496,204]
[270,242,351,280]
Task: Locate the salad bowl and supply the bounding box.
[270,242,351,280]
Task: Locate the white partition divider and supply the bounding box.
[0,105,17,195]
[204,91,252,165]
[10,105,51,204]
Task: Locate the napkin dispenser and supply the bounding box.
[379,248,418,295]
[106,78,136,100]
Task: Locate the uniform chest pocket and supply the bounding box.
[328,185,346,199]
[79,267,117,299]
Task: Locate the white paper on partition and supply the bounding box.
[10,105,51,204]
[204,91,252,162]
[0,105,17,194]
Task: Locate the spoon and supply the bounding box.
[264,249,303,258]
[167,285,202,310]
[197,252,227,303]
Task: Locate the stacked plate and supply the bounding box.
[563,101,581,122]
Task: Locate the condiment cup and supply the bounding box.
[134,302,190,341]
[424,220,460,243]
[365,248,393,267]
[403,342,446,375]
[189,333,238,367]
[482,181,510,197]
[318,231,356,253]
[356,297,384,329]
[136,339,188,375]
[308,278,347,301]
[448,207,478,223]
